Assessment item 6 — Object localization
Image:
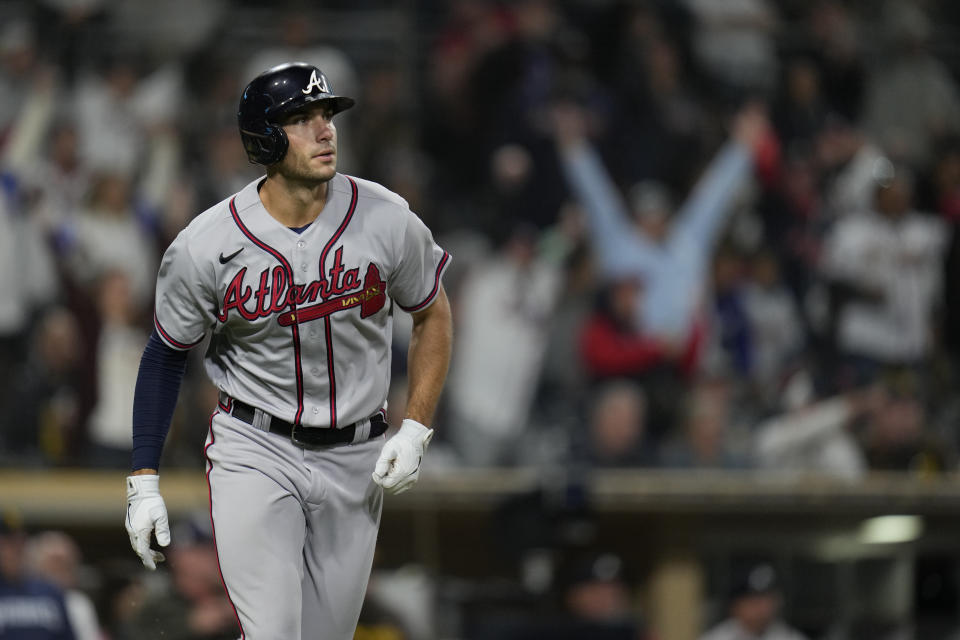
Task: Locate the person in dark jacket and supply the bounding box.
[0,511,76,640]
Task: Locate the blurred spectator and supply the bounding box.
[817,117,888,221]
[579,276,700,383]
[753,374,872,479]
[772,57,827,152]
[432,1,573,234]
[71,58,180,214]
[684,0,779,99]
[0,18,40,140]
[420,1,514,200]
[107,0,224,59]
[742,250,803,406]
[73,58,146,173]
[61,171,158,309]
[862,1,960,166]
[2,307,84,465]
[121,513,239,640]
[578,380,654,469]
[467,549,645,640]
[467,0,569,146]
[0,511,77,640]
[31,0,110,85]
[1,62,62,192]
[552,100,768,341]
[13,119,91,234]
[0,60,90,270]
[699,563,807,640]
[0,63,63,381]
[477,140,565,238]
[86,270,148,467]
[535,205,594,419]
[27,531,102,640]
[179,124,254,228]
[704,247,753,378]
[578,274,701,442]
[351,62,419,188]
[0,163,61,394]
[860,377,949,473]
[659,379,751,469]
[805,1,865,122]
[445,225,563,466]
[556,551,647,638]
[820,167,947,383]
[609,21,705,192]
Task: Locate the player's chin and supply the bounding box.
[299,163,337,183]
[309,156,337,177]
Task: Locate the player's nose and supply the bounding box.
[313,117,334,142]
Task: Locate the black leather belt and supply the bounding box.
[224,396,388,447]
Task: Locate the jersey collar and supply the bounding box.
[231,173,348,237]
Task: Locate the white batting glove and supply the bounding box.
[125,475,171,570]
[372,419,434,495]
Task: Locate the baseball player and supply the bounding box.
[123,62,452,640]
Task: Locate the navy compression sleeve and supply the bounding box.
[131,329,189,471]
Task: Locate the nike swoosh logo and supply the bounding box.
[219,248,244,264]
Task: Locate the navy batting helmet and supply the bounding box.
[238,62,355,165]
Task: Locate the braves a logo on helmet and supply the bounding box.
[302,70,330,95]
[217,249,387,325]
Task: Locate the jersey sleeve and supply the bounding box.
[388,211,450,312]
[153,231,214,350]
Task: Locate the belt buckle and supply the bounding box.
[290,424,334,449]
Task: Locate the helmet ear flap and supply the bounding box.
[263,123,289,165]
[240,123,289,165]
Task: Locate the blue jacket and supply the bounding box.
[559,139,751,337]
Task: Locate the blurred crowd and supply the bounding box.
[4,1,960,638]
[0,508,244,640]
[2,0,960,482]
[2,506,943,640]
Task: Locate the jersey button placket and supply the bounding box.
[290,239,313,420]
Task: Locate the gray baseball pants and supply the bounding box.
[203,410,384,640]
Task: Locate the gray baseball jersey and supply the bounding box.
[155,172,449,426]
[154,172,449,639]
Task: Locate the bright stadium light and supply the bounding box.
[859,515,924,544]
